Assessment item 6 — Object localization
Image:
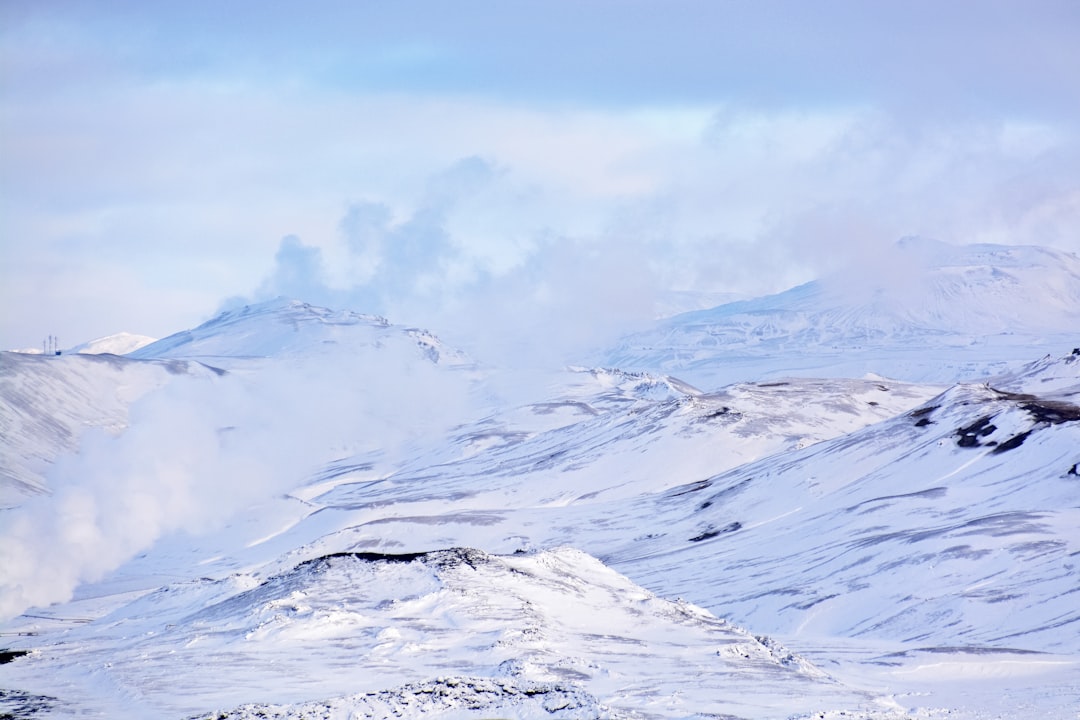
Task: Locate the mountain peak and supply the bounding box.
[605,241,1080,386]
[68,332,158,356]
[204,297,390,329]
[128,298,468,367]
[894,235,1078,269]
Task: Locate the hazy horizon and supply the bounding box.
[3,0,1078,352]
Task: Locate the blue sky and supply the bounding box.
[2,0,1078,354]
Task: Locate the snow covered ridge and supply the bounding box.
[7,332,156,355]
[128,297,471,367]
[199,676,612,720]
[67,332,157,355]
[987,348,1080,397]
[605,239,1080,387]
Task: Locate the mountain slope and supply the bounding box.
[4,250,1080,720]
[7,352,1075,717]
[0,352,216,506]
[605,352,1080,653]
[260,352,1079,656]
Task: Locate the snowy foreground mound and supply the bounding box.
[2,246,1080,719]
[39,547,880,719]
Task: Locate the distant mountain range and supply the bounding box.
[605,238,1080,387]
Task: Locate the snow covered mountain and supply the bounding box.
[2,244,1079,719]
[606,239,1080,387]
[128,298,470,368]
[67,333,157,356]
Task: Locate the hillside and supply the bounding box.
[2,243,1079,719]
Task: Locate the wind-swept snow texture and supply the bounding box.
[609,353,1080,650]
[3,244,1080,719]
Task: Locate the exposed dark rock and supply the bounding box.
[846,487,947,513]
[296,547,494,575]
[0,650,29,665]
[910,405,940,418]
[992,431,1033,454]
[665,479,713,497]
[956,416,996,447]
[191,676,603,719]
[0,689,57,719]
[689,522,742,542]
[1019,401,1080,425]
